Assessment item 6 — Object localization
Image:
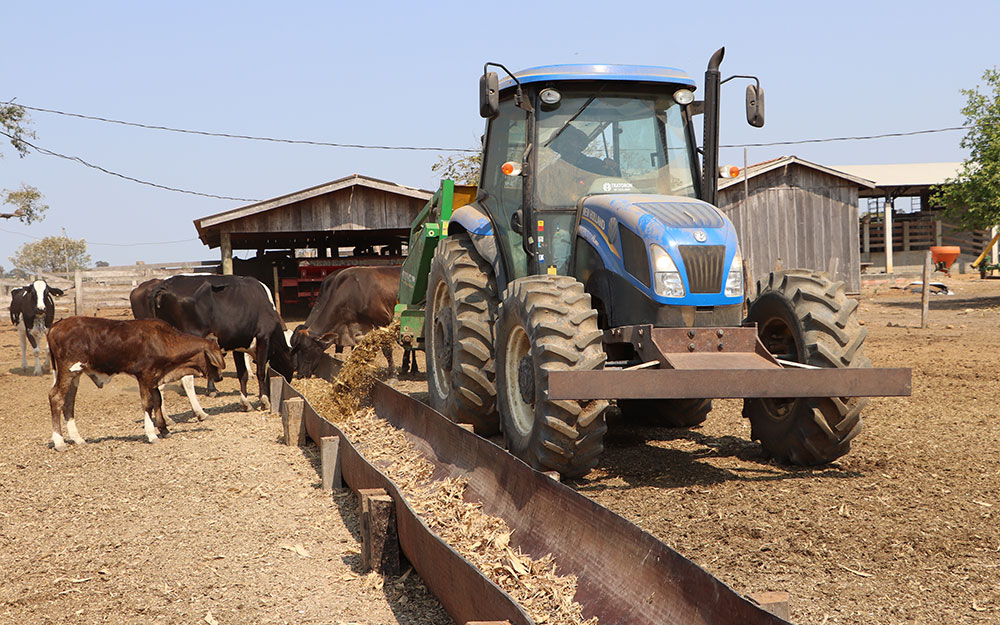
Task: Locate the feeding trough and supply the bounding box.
[930,245,961,275]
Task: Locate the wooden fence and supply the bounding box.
[860,216,993,256]
[1,260,221,315]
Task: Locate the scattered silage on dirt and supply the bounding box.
[293,324,597,625]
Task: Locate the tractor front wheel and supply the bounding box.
[496,276,608,478]
[425,233,500,435]
[743,270,871,465]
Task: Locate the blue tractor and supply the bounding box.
[397,49,910,477]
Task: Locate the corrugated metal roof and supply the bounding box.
[827,162,962,188]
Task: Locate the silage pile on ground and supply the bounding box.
[294,324,596,625]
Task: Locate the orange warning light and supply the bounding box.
[502,161,521,176]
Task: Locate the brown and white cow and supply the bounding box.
[47,316,225,451]
[9,279,64,375]
[290,266,414,378]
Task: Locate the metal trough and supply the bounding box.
[278,352,793,625]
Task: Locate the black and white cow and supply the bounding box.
[9,279,64,375]
[146,274,293,414]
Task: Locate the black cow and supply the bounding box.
[9,279,64,375]
[290,266,415,379]
[149,274,293,413]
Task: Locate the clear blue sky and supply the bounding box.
[2,1,998,266]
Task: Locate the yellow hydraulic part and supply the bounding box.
[971,230,1000,268]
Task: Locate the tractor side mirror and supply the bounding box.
[480,72,499,119]
[746,84,765,128]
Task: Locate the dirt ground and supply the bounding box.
[0,309,451,625]
[2,274,998,625]
[580,274,1000,625]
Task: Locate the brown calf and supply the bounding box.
[47,316,225,451]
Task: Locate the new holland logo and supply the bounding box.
[693,230,708,242]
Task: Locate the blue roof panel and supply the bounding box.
[499,64,696,91]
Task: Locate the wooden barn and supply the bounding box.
[194,174,432,309]
[717,156,875,294]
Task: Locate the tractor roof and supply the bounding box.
[499,64,696,91]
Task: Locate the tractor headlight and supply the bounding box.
[724,247,744,297]
[650,244,685,298]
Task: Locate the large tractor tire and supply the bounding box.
[616,398,712,428]
[743,269,872,465]
[496,275,609,478]
[425,233,500,435]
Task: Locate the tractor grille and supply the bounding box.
[635,201,726,229]
[678,245,725,293]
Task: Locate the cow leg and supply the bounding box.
[384,344,397,380]
[49,371,72,451]
[255,337,270,412]
[180,375,210,421]
[30,320,45,376]
[234,350,252,411]
[63,376,86,446]
[151,386,169,437]
[138,386,161,444]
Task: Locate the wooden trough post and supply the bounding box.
[280,397,306,446]
[358,488,400,576]
[74,269,83,315]
[320,435,343,491]
[268,376,284,416]
[748,591,790,620]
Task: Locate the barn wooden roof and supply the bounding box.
[194,174,433,250]
[718,155,876,192]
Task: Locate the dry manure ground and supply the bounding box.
[2,274,999,625]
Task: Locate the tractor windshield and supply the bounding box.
[535,87,697,209]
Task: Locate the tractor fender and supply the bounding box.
[448,204,506,286]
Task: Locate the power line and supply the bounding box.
[0,130,260,202]
[722,126,969,148]
[17,103,479,153]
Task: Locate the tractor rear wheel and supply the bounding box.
[496,275,608,478]
[425,233,500,435]
[616,398,712,428]
[743,269,871,465]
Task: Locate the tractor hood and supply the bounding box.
[577,194,743,307]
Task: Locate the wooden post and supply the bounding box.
[921,250,931,329]
[863,221,871,257]
[935,219,943,246]
[320,436,343,491]
[74,269,83,315]
[272,264,281,317]
[884,196,894,274]
[748,591,790,620]
[268,376,283,415]
[281,397,306,446]
[220,232,233,276]
[358,488,400,575]
[992,226,999,266]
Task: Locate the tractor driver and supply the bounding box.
[536,124,618,207]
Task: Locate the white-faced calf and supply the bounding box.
[47,316,225,451]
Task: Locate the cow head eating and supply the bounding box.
[290,324,337,378]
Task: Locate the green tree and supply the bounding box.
[9,235,91,274]
[0,103,47,225]
[432,150,481,185]
[932,68,1000,230]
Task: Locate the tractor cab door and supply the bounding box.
[479,97,530,284]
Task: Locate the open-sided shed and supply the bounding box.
[718,156,875,293]
[194,174,432,307]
